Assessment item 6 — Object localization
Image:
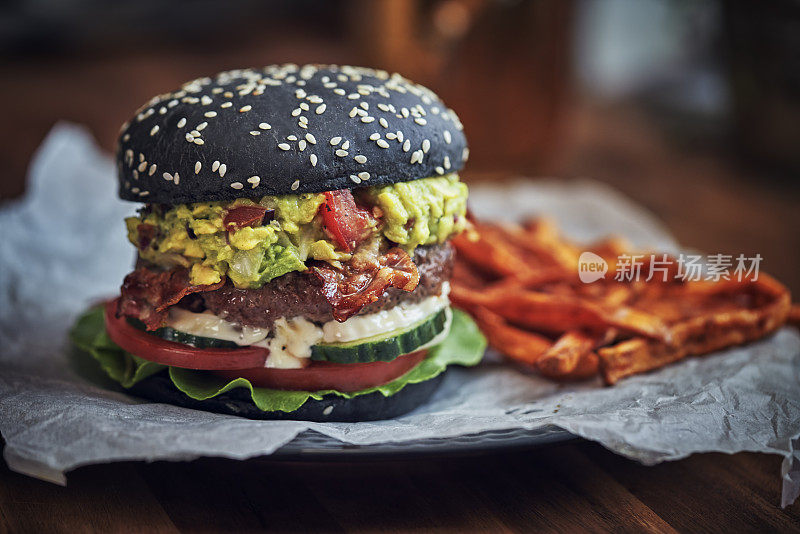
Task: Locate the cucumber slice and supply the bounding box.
[126,318,239,349]
[310,309,449,364]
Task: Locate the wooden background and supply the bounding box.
[1,0,798,529]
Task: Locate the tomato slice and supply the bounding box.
[322,190,374,252]
[212,350,427,392]
[105,300,268,370]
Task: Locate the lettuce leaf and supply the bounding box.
[69,306,486,413]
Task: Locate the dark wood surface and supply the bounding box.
[1,441,798,532]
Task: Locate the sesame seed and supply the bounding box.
[369,133,380,141]
[444,156,451,169]
[349,107,358,118]
[335,149,348,157]
[360,102,369,110]
[259,122,271,130]
[133,170,139,179]
[316,104,326,114]
[305,133,317,144]
[194,138,204,145]
[250,131,260,136]
[247,176,260,188]
[386,132,396,140]
[291,108,301,117]
[162,172,171,181]
[310,154,318,166]
[358,172,370,180]
[122,133,130,142]
[291,179,300,190]
[239,105,252,112]
[462,147,469,161]
[361,116,375,123]
[355,155,367,164]
[190,130,201,137]
[221,102,233,108]
[330,136,341,145]
[377,139,389,148]
[444,130,452,144]
[177,118,187,128]
[401,107,409,117]
[379,118,389,128]
[185,133,194,142]
[204,111,217,118]
[435,166,445,175]
[347,93,360,100]
[278,143,291,151]
[287,135,298,141]
[148,164,157,176]
[334,88,346,95]
[403,139,411,152]
[397,131,404,142]
[219,164,227,177]
[411,150,423,164]
[422,139,431,153]
[212,160,220,172]
[231,182,244,190]
[350,175,361,184]
[173,173,180,185]
[197,122,208,130]
[150,125,160,136]
[415,117,427,126]
[137,161,147,172]
[299,116,308,123]
[139,191,150,197]
[299,102,309,111]
[201,95,212,105]
[195,161,202,174]
[298,140,307,151]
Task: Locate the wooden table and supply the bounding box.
[1,440,797,532]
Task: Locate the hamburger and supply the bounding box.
[72,64,485,421]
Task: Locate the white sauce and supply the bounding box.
[164,283,451,369]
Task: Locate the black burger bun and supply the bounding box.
[117,64,468,204]
[129,370,445,422]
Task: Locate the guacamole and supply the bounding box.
[127,174,468,288]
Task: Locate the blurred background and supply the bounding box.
[0,0,797,291]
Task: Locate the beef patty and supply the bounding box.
[188,242,454,329]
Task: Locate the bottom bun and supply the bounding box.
[129,371,445,422]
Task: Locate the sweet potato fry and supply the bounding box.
[470,306,552,366]
[536,330,596,376]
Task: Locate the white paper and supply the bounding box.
[1,123,798,506]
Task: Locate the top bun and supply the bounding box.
[117,64,468,204]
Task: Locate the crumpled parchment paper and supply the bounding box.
[1,123,798,507]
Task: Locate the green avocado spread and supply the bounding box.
[127,174,468,288]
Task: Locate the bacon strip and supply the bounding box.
[223,205,274,232]
[117,267,225,330]
[309,247,420,321]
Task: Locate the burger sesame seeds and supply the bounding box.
[414,117,427,126]
[386,132,396,140]
[402,139,411,152]
[149,164,157,176]
[410,150,423,164]
[298,140,307,151]
[379,118,389,128]
[204,111,217,118]
[278,143,291,151]
[444,156,451,169]
[356,108,367,117]
[443,130,452,144]
[310,154,318,166]
[316,104,326,114]
[137,161,147,172]
[349,107,358,118]
[185,133,195,142]
[361,116,375,123]
[462,147,469,161]
[212,160,220,172]
[177,118,187,128]
[219,164,227,177]
[347,93,360,100]
[150,125,160,136]
[335,149,348,157]
[221,102,233,108]
[250,131,260,136]
[360,102,369,110]
[369,133,381,141]
[377,139,389,149]
[397,131,404,142]
[190,130,201,137]
[291,108,302,117]
[291,179,300,190]
[122,133,130,142]
[174,173,180,185]
[259,122,271,130]
[195,161,202,174]
[197,122,208,131]
[239,105,252,113]
[355,155,367,164]
[163,172,173,181]
[231,182,244,190]
[422,139,431,153]
[299,102,309,111]
[133,170,139,179]
[358,171,370,180]
[247,176,260,188]
[194,138,204,145]
[378,103,390,112]
[201,95,213,105]
[159,107,167,115]
[350,175,361,184]
[401,107,410,118]
[330,136,342,145]
[342,140,350,150]
[435,166,445,175]
[305,133,316,144]
[334,88,346,95]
